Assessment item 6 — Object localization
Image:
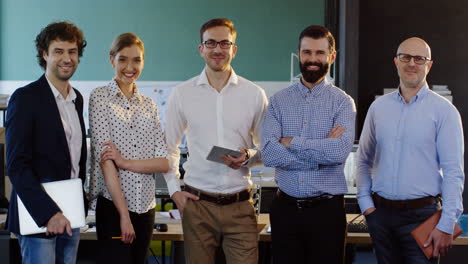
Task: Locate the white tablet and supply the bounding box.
[17,178,86,235]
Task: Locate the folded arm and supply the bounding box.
[261,100,318,170]
[100,103,169,174]
[288,96,356,165]
[100,142,169,173]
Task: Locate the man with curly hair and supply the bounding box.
[6,21,88,264]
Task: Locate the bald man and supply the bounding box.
[356,37,465,263]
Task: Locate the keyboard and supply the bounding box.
[347,215,369,233]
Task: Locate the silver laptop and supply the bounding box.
[17,178,86,235]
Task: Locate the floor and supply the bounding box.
[142,245,379,264]
[353,250,377,264]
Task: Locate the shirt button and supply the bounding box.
[303,122,308,125]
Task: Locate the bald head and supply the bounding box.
[397,37,431,59]
[394,37,433,91]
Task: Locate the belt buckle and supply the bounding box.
[217,195,227,205]
[297,199,307,210]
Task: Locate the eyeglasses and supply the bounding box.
[202,40,233,49]
[397,53,432,65]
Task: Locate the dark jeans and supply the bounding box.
[365,204,439,264]
[270,193,346,264]
[96,195,155,264]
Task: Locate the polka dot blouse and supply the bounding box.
[88,79,167,214]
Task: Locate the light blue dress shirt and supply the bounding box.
[261,80,356,198]
[357,84,464,234]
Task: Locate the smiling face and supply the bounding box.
[43,39,79,82]
[298,37,336,86]
[198,26,237,72]
[394,38,433,90]
[111,44,144,86]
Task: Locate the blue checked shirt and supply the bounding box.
[357,85,465,234]
[261,80,356,198]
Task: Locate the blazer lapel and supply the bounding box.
[73,91,88,182]
[73,91,86,139]
[37,75,71,161]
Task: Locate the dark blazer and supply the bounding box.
[5,74,87,235]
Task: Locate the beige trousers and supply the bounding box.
[182,198,259,264]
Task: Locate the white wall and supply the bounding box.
[0,80,290,130]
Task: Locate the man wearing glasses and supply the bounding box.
[164,18,267,264]
[357,37,464,263]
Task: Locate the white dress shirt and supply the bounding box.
[46,76,82,179]
[88,80,167,213]
[164,68,268,196]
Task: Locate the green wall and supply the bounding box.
[0,0,325,81]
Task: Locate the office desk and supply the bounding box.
[79,213,269,241]
[77,214,468,245]
[3,213,468,264]
[2,213,468,245]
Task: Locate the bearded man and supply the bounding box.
[261,25,356,264]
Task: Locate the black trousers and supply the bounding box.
[96,195,155,264]
[270,193,346,264]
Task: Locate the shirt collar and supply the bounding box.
[195,67,239,88]
[45,75,76,102]
[395,83,430,103]
[107,79,143,102]
[297,78,327,98]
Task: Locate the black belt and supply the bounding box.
[184,185,251,205]
[372,193,440,210]
[276,189,340,209]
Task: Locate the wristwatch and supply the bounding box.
[244,149,250,162]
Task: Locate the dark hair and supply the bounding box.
[35,21,86,70]
[200,18,237,43]
[110,32,145,58]
[298,25,335,52]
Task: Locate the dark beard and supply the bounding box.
[300,61,329,84]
